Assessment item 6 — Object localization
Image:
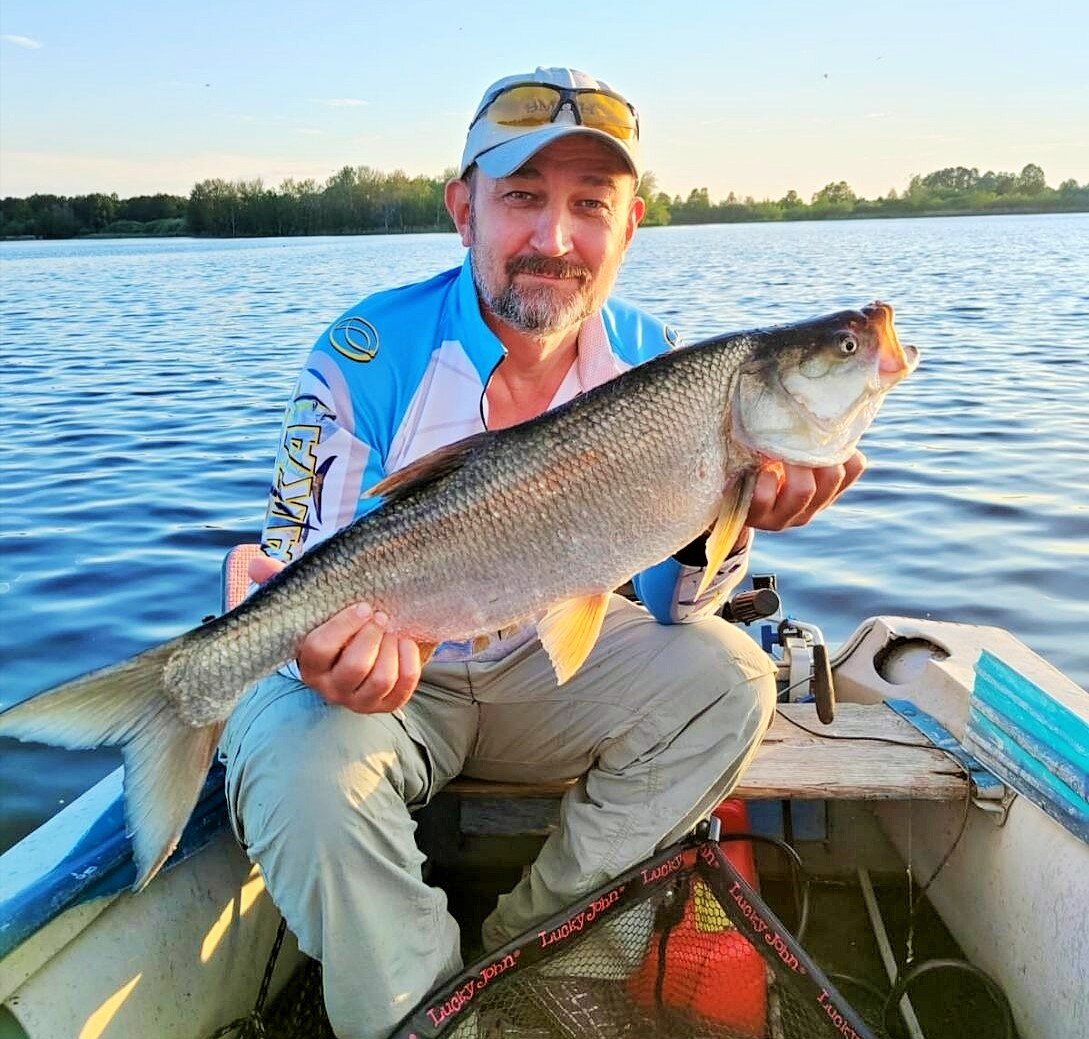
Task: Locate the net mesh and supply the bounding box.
[390,840,879,1039]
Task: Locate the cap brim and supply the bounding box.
[471,125,639,179]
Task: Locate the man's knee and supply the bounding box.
[667,616,776,695]
[650,617,777,759]
[224,680,427,851]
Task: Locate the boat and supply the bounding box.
[1,546,1086,1039]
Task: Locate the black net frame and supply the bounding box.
[389,837,876,1039]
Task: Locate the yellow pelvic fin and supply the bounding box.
[695,471,757,600]
[538,592,611,686]
[471,635,491,655]
[417,642,439,665]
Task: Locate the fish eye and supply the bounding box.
[838,334,859,355]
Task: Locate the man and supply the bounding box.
[221,67,863,1038]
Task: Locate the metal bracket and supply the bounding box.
[783,637,812,702]
[970,789,1018,827]
[886,698,1009,809]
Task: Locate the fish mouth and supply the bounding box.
[890,342,920,384]
[864,301,919,388]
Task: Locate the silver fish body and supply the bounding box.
[167,340,740,725]
[0,303,917,887]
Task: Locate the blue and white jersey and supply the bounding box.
[261,255,750,662]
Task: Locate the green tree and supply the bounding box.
[979,170,1018,196]
[637,171,671,226]
[119,194,185,222]
[921,167,979,193]
[811,181,856,208]
[1016,163,1046,195]
[70,193,119,231]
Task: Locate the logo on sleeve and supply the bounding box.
[329,316,380,363]
[663,325,682,349]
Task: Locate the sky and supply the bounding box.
[1,0,1087,202]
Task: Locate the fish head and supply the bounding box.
[732,301,919,467]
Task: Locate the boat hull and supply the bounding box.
[3,614,1086,1038]
[833,616,1089,1039]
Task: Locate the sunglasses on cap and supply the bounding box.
[470,84,639,144]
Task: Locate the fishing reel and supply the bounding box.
[721,574,836,724]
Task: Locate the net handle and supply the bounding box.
[387,841,700,1039]
[695,840,878,1039]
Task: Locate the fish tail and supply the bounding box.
[0,639,223,891]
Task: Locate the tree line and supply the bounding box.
[655,164,1089,225]
[0,192,187,239]
[2,163,1086,240]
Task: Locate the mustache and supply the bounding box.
[506,255,591,281]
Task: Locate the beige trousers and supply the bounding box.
[220,596,776,1039]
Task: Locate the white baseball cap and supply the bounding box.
[459,67,641,180]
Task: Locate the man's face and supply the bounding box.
[447,136,645,337]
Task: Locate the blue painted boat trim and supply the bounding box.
[966,709,1089,810]
[971,650,1088,779]
[0,764,229,960]
[970,697,1088,800]
[884,698,1005,798]
[963,652,1089,844]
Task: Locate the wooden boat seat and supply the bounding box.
[222,544,968,805]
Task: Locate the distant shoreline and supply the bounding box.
[3,203,1086,243]
[4,161,1086,241]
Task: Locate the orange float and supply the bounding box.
[628,800,767,1037]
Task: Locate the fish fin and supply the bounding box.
[538,593,611,686]
[0,640,221,891]
[123,715,223,891]
[498,623,521,640]
[695,471,758,600]
[367,431,493,503]
[472,635,491,654]
[418,642,439,665]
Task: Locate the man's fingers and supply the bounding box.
[748,465,816,530]
[795,464,846,525]
[342,630,402,713]
[297,603,375,679]
[796,451,867,522]
[383,639,423,710]
[832,450,866,502]
[745,451,866,531]
[248,554,285,585]
[747,468,778,521]
[776,466,818,526]
[325,614,388,694]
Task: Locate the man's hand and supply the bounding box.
[745,450,866,532]
[249,555,424,714]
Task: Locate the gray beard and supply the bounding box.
[470,243,596,335]
[480,277,595,334]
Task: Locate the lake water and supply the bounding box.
[1,213,1087,851]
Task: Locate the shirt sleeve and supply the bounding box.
[632,532,753,624]
[260,356,386,564]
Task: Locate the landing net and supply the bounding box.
[389,838,876,1039]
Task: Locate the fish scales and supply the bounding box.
[0,302,917,889]
[166,341,742,725]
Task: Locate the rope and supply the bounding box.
[204,917,288,1039]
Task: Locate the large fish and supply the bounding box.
[0,303,917,888]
